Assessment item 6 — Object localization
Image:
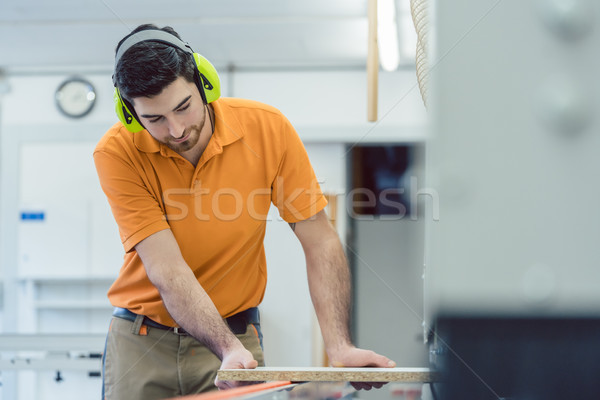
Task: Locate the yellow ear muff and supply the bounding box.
[193,53,221,104]
[113,88,145,133]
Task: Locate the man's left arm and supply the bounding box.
[291,210,396,378]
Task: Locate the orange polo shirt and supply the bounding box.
[94,97,327,326]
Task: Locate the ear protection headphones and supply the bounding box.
[113,29,221,133]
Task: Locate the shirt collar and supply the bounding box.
[132,129,160,153]
[211,98,246,147]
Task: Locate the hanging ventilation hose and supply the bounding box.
[410,0,429,108]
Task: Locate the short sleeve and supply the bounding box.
[270,117,328,222]
[93,150,170,252]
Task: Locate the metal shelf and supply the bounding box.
[34,301,112,310]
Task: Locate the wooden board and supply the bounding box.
[218,367,438,383]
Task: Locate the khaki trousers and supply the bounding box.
[102,316,265,400]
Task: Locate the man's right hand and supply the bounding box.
[135,230,259,390]
[214,345,258,390]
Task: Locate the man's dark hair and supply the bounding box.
[114,24,198,102]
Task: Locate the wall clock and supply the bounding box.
[55,77,96,118]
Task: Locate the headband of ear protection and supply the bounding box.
[113,29,221,133]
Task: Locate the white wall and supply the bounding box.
[0,67,427,399]
[232,70,427,142]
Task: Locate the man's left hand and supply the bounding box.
[328,345,396,391]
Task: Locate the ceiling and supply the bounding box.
[0,0,416,73]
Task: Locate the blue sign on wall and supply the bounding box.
[20,211,45,221]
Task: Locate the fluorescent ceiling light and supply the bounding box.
[378,0,400,71]
[398,0,418,61]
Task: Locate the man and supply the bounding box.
[94,24,395,400]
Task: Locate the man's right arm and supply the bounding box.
[134,228,257,389]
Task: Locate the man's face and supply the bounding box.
[132,76,206,155]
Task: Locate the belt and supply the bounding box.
[112,307,259,336]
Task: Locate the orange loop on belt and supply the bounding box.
[166,380,294,400]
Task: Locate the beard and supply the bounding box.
[164,124,202,154]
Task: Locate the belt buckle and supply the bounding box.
[173,327,187,336]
